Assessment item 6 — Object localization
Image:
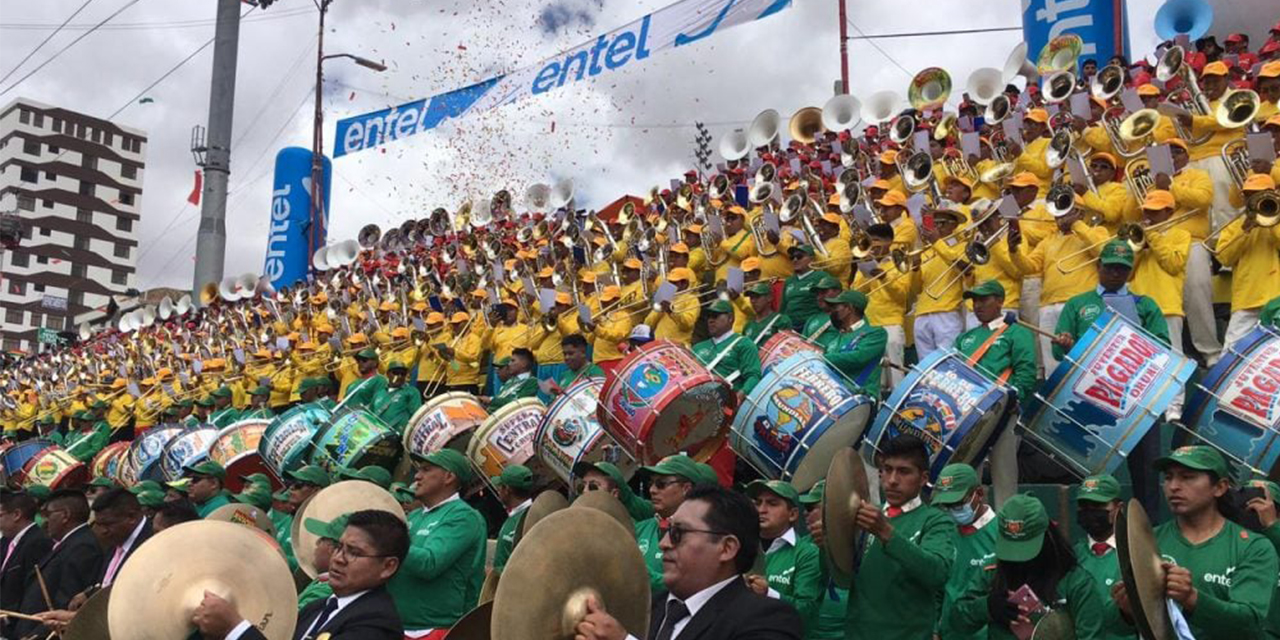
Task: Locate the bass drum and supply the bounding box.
[1183,325,1280,480]
[124,427,183,485]
[91,441,131,483]
[468,398,546,491]
[259,405,330,479]
[403,392,489,458]
[159,427,219,481]
[730,352,874,492]
[536,377,635,486]
[597,340,734,464]
[207,419,275,493]
[759,330,824,371]
[309,409,402,477]
[1,439,53,487]
[23,446,90,490]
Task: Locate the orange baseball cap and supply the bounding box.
[1008,172,1040,188]
[878,149,898,164]
[426,312,445,325]
[1090,152,1118,167]
[391,327,411,339]
[600,285,621,302]
[870,179,892,191]
[741,257,761,272]
[581,271,598,283]
[875,190,908,207]
[667,267,695,283]
[450,312,470,324]
[1202,61,1229,76]
[1141,189,1176,210]
[685,223,704,234]
[1136,84,1161,97]
[1243,174,1276,192]
[1264,114,1280,129]
[670,242,690,254]
[554,291,572,305]
[819,212,841,225]
[1025,108,1050,124]
[1260,61,1280,78]
[623,258,642,270]
[537,267,555,278]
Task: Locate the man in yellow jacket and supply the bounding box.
[1157,137,1221,366]
[815,212,852,285]
[853,224,911,386]
[965,203,1025,328]
[1012,108,1053,197]
[913,208,969,358]
[645,267,700,346]
[1216,174,1280,348]
[874,190,918,250]
[584,285,632,371]
[440,311,484,394]
[1182,61,1241,231]
[415,312,449,398]
[1128,190,1192,419]
[1075,152,1135,233]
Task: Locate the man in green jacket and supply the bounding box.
[182,460,231,518]
[556,334,604,391]
[634,454,719,594]
[238,386,274,421]
[781,245,827,331]
[490,464,535,573]
[63,411,109,462]
[484,349,540,411]
[801,274,844,350]
[207,387,241,428]
[744,479,823,633]
[822,289,887,399]
[342,348,389,411]
[389,448,486,634]
[799,480,848,640]
[743,282,792,347]
[572,461,654,522]
[1242,479,1280,639]
[189,397,214,426]
[278,465,331,572]
[297,513,344,609]
[692,300,763,395]
[336,465,393,489]
[1072,474,1132,640]
[371,361,421,434]
[931,463,997,640]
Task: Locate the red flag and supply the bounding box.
[187,170,203,206]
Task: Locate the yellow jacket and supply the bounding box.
[486,323,532,363]
[914,235,968,315]
[732,293,752,334]
[889,216,919,250]
[269,366,293,408]
[714,228,757,284]
[1079,181,1136,233]
[970,159,1003,201]
[527,315,565,365]
[1215,216,1280,311]
[645,291,699,345]
[818,236,852,285]
[381,344,419,375]
[336,357,360,399]
[447,330,484,387]
[1021,203,1057,249]
[620,281,648,326]
[593,309,634,362]
[853,256,911,327]
[969,234,1025,310]
[416,330,451,384]
[1082,123,1115,156]
[1189,100,1244,161]
[1011,220,1111,305]
[107,394,134,430]
[1014,137,1054,197]
[1129,227,1190,316]
[1165,168,1215,240]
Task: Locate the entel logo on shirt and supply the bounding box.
[1203,566,1235,587]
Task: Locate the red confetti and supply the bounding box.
[457,44,467,51]
[349,91,356,101]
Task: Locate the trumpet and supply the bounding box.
[1121,209,1203,252]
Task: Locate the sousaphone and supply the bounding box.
[788,106,825,144]
[821,93,862,132]
[748,109,781,148]
[358,223,382,248]
[719,129,751,161]
[908,67,952,111]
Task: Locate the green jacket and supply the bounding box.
[388,497,487,630]
[691,332,763,394]
[556,363,604,391]
[781,270,826,332]
[938,514,998,640]
[1053,289,1169,361]
[847,502,955,640]
[64,424,110,462]
[208,407,242,429]
[297,576,333,610]
[489,375,540,411]
[272,511,298,573]
[1072,539,1132,640]
[802,313,839,352]
[953,322,1038,403]
[1261,295,1280,328]
[635,517,667,594]
[42,430,65,446]
[761,529,824,634]
[195,491,231,518]
[239,407,275,421]
[372,384,422,433]
[343,374,389,411]
[951,564,1105,640]
[181,414,202,428]
[1259,522,1280,639]
[492,502,530,573]
[824,321,887,399]
[743,311,793,348]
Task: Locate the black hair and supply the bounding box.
[347,509,410,564]
[560,334,589,351]
[1081,58,1097,67]
[685,484,760,575]
[91,488,140,515]
[46,489,90,524]
[866,223,894,241]
[993,521,1078,604]
[878,434,930,474]
[156,500,199,527]
[512,347,537,369]
[0,491,39,521]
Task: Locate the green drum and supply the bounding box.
[259,405,330,478]
[309,409,402,476]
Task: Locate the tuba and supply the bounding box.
[821,93,862,131]
[1221,139,1252,190]
[908,67,952,111]
[719,129,750,162]
[860,90,903,126]
[748,109,781,149]
[1112,108,1159,159]
[1215,89,1260,130]
[1124,158,1155,202]
[1042,70,1077,104]
[788,107,825,144]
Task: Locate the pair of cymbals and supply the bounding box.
[207,503,277,538]
[1116,498,1173,640]
[107,520,297,640]
[822,447,876,580]
[293,480,406,579]
[64,586,111,640]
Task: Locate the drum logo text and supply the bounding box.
[1073,327,1162,417]
[1220,342,1280,427]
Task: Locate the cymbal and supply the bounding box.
[570,491,634,538]
[294,480,406,579]
[1030,609,1075,640]
[448,600,493,640]
[492,509,649,640]
[206,502,277,538]
[107,520,297,640]
[1116,498,1172,640]
[823,447,875,581]
[478,569,500,605]
[64,585,111,640]
[514,490,569,546]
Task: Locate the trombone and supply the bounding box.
[1205,190,1280,253]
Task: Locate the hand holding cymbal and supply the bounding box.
[191,591,242,639]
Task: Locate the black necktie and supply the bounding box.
[305,597,340,639]
[654,599,690,640]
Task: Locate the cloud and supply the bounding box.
[539,0,606,35]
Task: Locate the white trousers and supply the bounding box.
[1038,302,1066,377]
[913,311,964,360]
[1224,309,1260,352]
[1020,277,1043,374]
[1165,315,1185,421]
[882,324,905,389]
[1189,155,1236,233]
[1183,242,1221,366]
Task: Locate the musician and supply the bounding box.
[295,513,342,609]
[10,490,99,636]
[183,460,231,518]
[740,480,821,631]
[645,268,700,346]
[0,490,51,635]
[240,385,274,420]
[1175,61,1239,231]
[1216,174,1280,348]
[583,285,632,371]
[1011,109,1053,196]
[573,484,802,640]
[873,190,919,250]
[1129,190,1192,417]
[1071,153,1134,233]
[416,312,448,398]
[779,245,825,333]
[742,282,790,346]
[1070,474,1131,640]
[915,207,969,358]
[371,361,421,433]
[529,293,571,386]
[485,302,531,372]
[573,461,655,523]
[635,454,720,594]
[930,464,997,640]
[194,509,407,640]
[821,290,886,398]
[814,212,851,284]
[278,465,331,572]
[713,206,758,284]
[1261,293,1280,327]
[878,149,905,194]
[692,300,762,395]
[104,377,134,433]
[207,386,241,428]
[88,488,151,587]
[620,258,649,325]
[557,333,604,391]
[950,495,1104,639]
[490,464,535,573]
[381,326,419,377]
[390,449,486,634]
[441,312,484,395]
[1113,446,1279,640]
[1253,63,1280,122]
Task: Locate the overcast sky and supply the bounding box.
[0,0,1183,290]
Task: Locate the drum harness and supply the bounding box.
[705,334,747,384]
[965,322,1014,384]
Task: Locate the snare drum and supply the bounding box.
[91,441,131,482]
[1,440,52,486]
[731,352,874,491]
[759,330,823,371]
[536,377,635,485]
[159,427,219,481]
[23,446,89,490]
[125,427,183,485]
[598,340,734,465]
[1183,325,1280,479]
[309,409,403,476]
[863,349,1015,479]
[259,405,331,479]
[468,398,546,487]
[208,419,275,493]
[402,392,489,459]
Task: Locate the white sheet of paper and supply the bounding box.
[654,282,676,305]
[912,130,930,151]
[539,288,557,313]
[961,131,980,158]
[1069,92,1091,119]
[577,303,592,325]
[1002,117,1024,147]
[1067,156,1089,188]
[1120,89,1144,114]
[763,208,780,233]
[997,196,1020,219]
[906,194,927,222]
[853,204,875,229]
[727,268,744,292]
[1248,132,1277,162]
[1147,144,1175,178]
[857,260,877,275]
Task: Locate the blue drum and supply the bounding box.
[259,405,330,478]
[0,439,55,486]
[863,349,1015,479]
[1022,310,1195,476]
[1183,324,1280,480]
[125,427,183,485]
[159,427,219,481]
[730,352,874,492]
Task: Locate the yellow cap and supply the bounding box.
[947,174,975,189]
[141,377,156,387]
[670,242,690,254]
[1202,61,1229,76]
[411,301,428,312]
[879,149,898,164]
[253,348,271,359]
[686,223,704,234]
[348,332,368,345]
[450,311,470,324]
[537,267,555,278]
[1141,189,1176,210]
[1090,152,1118,167]
[426,312,445,325]
[581,271,597,283]
[1136,83,1161,96]
[875,189,908,207]
[741,257,761,272]
[379,300,396,312]
[600,285,621,302]
[1008,172,1041,188]
[554,291,572,305]
[819,212,841,225]
[667,267,695,283]
[871,179,892,191]
[373,332,392,345]
[391,327,411,338]
[298,342,316,351]
[1025,108,1050,123]
[1265,114,1280,129]
[623,258,643,270]
[1261,61,1280,79]
[310,292,328,304]
[726,205,747,217]
[1243,173,1276,192]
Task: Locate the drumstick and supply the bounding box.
[34,566,53,614]
[880,358,909,373]
[0,610,46,622]
[1003,312,1061,341]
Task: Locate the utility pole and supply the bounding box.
[191,0,242,301]
[310,0,333,269]
[838,0,850,93]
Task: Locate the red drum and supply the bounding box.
[90,442,131,483]
[208,419,275,493]
[403,393,489,459]
[23,446,89,490]
[597,340,735,465]
[760,330,823,371]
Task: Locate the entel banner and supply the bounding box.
[264,147,330,290]
[1021,0,1130,72]
[333,0,792,158]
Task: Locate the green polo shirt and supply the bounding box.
[938,513,998,640]
[181,414,202,428]
[1258,522,1280,639]
[492,502,530,573]
[1152,518,1278,640]
[635,517,666,594]
[297,576,334,610]
[1053,289,1169,362]
[744,311,793,347]
[691,332,763,394]
[951,564,1105,640]
[847,501,955,639]
[195,491,231,518]
[372,384,422,434]
[489,375,539,412]
[208,406,242,429]
[781,270,826,332]
[802,313,839,351]
[1073,538,1131,640]
[762,528,823,633]
[343,374,389,411]
[556,363,605,391]
[953,321,1038,403]
[272,510,298,572]
[1260,295,1280,328]
[64,423,110,462]
[824,321,887,399]
[388,497,487,630]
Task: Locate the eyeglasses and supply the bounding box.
[664,523,729,546]
[332,542,389,561]
[651,478,689,491]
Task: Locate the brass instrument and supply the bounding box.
[1208,190,1280,252]
[1090,64,1125,102]
[1112,108,1159,159]
[787,107,825,144]
[749,204,778,257]
[1043,70,1076,104]
[1046,129,1096,193]
[1221,138,1252,190]
[1122,209,1202,252]
[941,148,976,182]
[889,113,916,146]
[902,151,942,204]
[1156,45,1214,145]
[1215,89,1260,130]
[1124,157,1155,202]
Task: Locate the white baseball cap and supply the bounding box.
[629,324,654,341]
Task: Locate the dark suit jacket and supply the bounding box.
[13,524,104,636]
[96,517,152,586]
[647,578,801,640]
[240,585,402,640]
[0,523,53,635]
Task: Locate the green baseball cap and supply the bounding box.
[234,485,273,510]
[239,472,272,489]
[211,386,234,399]
[1077,474,1122,503]
[1099,239,1135,268]
[416,449,474,484]
[136,490,166,509]
[706,300,734,315]
[91,399,108,410]
[195,397,216,408]
[26,485,50,502]
[995,494,1050,562]
[249,385,271,397]
[183,460,227,480]
[304,513,351,541]
[825,289,868,311]
[165,479,191,494]
[387,360,409,373]
[963,279,1006,300]
[641,454,718,485]
[745,282,772,297]
[1155,445,1231,479]
[271,488,291,502]
[810,274,842,292]
[931,464,980,505]
[355,348,379,360]
[788,244,816,257]
[390,481,415,502]
[161,406,180,417]
[799,480,825,506]
[130,480,163,495]
[286,465,332,487]
[297,378,323,394]
[178,399,195,409]
[74,410,94,421]
[494,356,513,368]
[89,477,119,490]
[745,479,800,506]
[491,464,534,491]
[337,466,393,489]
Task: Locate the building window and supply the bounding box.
[39,227,50,236]
[29,312,41,327]
[92,129,101,143]
[112,270,127,285]
[20,167,37,183]
[68,291,82,306]
[114,243,129,258]
[103,131,113,147]
[116,217,132,232]
[47,144,58,153]
[4,309,23,324]
[71,264,85,279]
[119,192,133,206]
[10,252,28,268]
[32,113,43,128]
[36,255,48,265]
[42,199,52,209]
[74,236,89,251]
[7,281,25,296]
[79,181,94,197]
[17,195,35,211]
[51,118,60,132]
[44,315,62,330]
[82,155,96,170]
[22,139,39,155]
[76,209,92,223]
[76,124,85,139]
[1,339,18,351]
[33,284,43,293]
[18,109,29,125]
[121,164,137,179]
[45,171,55,181]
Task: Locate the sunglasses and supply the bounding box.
[575,480,609,493]
[664,523,729,546]
[651,478,690,491]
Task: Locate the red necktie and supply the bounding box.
[886,506,903,518]
[1091,542,1111,557]
[958,524,978,536]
